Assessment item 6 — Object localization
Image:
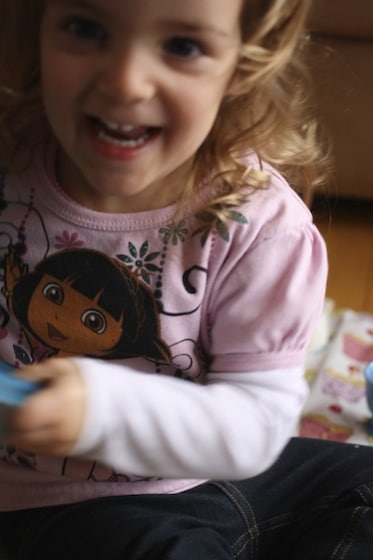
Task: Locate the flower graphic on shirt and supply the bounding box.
[159,220,188,245]
[117,241,161,284]
[54,230,84,250]
[0,444,36,470]
[193,207,248,247]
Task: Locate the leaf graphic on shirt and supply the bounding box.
[159,221,188,245]
[193,208,248,246]
[226,210,249,224]
[128,242,138,258]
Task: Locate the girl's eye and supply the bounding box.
[63,17,106,42]
[42,283,64,305]
[165,37,203,59]
[81,309,107,334]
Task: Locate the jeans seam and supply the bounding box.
[211,483,339,559]
[251,501,330,536]
[211,481,258,559]
[231,533,250,559]
[330,506,367,560]
[354,482,373,504]
[328,482,373,559]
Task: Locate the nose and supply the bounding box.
[96,46,156,104]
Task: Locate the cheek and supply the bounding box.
[173,93,223,145]
[176,76,230,123]
[41,49,60,89]
[41,54,80,108]
[41,72,68,120]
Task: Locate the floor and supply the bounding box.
[312,196,373,314]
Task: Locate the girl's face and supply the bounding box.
[40,0,242,213]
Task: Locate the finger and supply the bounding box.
[6,414,76,455]
[9,385,63,435]
[9,433,78,456]
[13,360,61,383]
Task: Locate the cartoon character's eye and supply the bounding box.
[42,282,64,305]
[81,309,107,334]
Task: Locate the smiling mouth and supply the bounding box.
[90,117,158,148]
[47,323,67,342]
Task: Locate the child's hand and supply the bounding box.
[5,359,85,456]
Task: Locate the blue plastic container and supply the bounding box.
[0,361,40,433]
[364,362,373,414]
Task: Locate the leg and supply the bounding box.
[0,484,248,560]
[2,438,373,559]
[215,438,373,559]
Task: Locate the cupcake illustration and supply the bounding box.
[321,367,365,403]
[300,414,353,442]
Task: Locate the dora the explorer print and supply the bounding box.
[3,246,171,364]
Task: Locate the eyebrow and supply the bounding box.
[162,21,230,40]
[48,0,101,11]
[50,0,93,5]
[48,0,230,39]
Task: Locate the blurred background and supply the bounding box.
[307,0,373,313]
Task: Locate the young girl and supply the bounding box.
[0,0,372,558]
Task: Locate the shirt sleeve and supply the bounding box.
[204,220,328,372]
[71,359,308,480]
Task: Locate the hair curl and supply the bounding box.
[0,0,329,215]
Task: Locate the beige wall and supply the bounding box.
[308,0,373,199]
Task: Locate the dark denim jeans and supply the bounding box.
[1,438,373,559]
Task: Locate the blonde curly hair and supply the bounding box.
[0,0,328,214]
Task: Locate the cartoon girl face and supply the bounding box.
[9,248,171,362]
[28,273,124,356]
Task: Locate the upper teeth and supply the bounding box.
[101,119,137,132]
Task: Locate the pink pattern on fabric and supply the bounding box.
[55,230,84,249]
